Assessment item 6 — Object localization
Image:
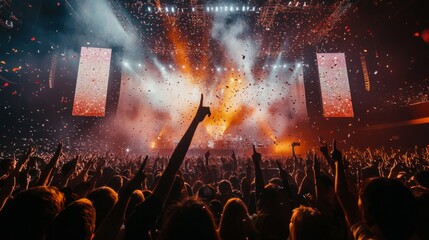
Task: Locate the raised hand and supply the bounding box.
[320,143,329,155]
[331,140,342,162]
[53,143,63,160]
[58,155,79,187]
[67,156,79,175]
[194,94,211,123]
[37,143,63,186]
[14,146,36,174]
[204,151,210,161]
[252,144,265,199]
[276,160,288,181]
[120,155,148,197]
[252,145,261,164]
[313,153,321,174]
[231,150,237,161]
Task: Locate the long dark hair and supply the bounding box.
[158,198,219,240]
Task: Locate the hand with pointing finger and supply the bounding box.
[252,145,261,164]
[331,140,343,162]
[194,94,211,123]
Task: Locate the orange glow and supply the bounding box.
[204,73,249,137]
[165,17,193,78]
[272,141,291,155]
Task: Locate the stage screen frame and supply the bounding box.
[316,52,354,118]
[72,47,112,117]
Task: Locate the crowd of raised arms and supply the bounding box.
[0,95,428,240]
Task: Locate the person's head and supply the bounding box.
[229,176,240,190]
[218,198,251,240]
[197,184,216,203]
[258,183,290,214]
[60,160,76,178]
[359,178,417,240]
[269,177,283,187]
[192,180,204,195]
[86,186,118,229]
[317,174,336,206]
[47,198,96,240]
[107,175,123,192]
[415,171,429,188]
[360,166,379,180]
[209,199,223,225]
[159,198,219,240]
[218,180,232,196]
[125,190,145,219]
[4,186,65,240]
[289,206,330,240]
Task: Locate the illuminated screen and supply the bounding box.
[72,47,112,117]
[116,61,307,151]
[317,53,354,117]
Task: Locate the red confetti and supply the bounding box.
[3,83,9,87]
[31,36,36,41]
[421,29,429,44]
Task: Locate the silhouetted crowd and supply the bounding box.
[0,96,428,240]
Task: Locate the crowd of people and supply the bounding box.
[370,77,429,113]
[0,95,428,240]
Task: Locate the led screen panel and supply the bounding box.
[72,47,112,117]
[317,53,354,117]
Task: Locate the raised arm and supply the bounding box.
[252,145,265,200]
[204,151,214,184]
[0,147,35,211]
[320,142,335,174]
[152,94,210,202]
[276,160,293,198]
[37,143,62,186]
[333,140,360,227]
[93,156,148,240]
[68,156,94,188]
[56,155,79,188]
[125,94,210,240]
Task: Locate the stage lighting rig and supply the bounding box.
[0,0,20,29]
